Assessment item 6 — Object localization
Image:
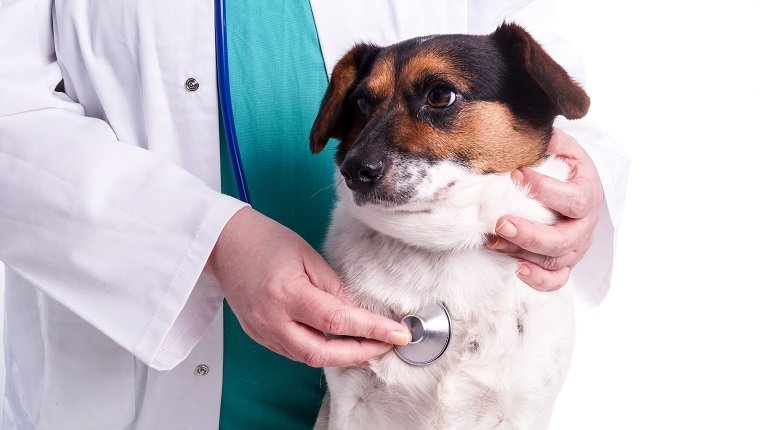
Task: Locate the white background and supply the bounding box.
[550,0,760,429]
[2,0,759,428]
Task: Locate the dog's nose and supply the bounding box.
[340,156,384,193]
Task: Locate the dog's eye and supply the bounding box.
[427,87,456,108]
[356,97,371,117]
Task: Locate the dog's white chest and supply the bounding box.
[320,207,574,430]
[316,158,576,430]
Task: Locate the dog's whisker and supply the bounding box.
[310,178,343,199]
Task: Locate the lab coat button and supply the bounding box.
[185,78,199,92]
[195,364,209,376]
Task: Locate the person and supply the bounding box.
[0,0,628,429]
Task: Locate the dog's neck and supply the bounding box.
[336,156,568,253]
[324,156,569,318]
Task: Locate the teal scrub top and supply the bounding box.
[218,1,337,428]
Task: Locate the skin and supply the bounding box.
[206,208,411,368]
[206,129,601,366]
[486,129,604,291]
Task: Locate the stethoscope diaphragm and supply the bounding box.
[394,303,451,366]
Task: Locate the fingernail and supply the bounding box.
[390,330,411,346]
[517,264,531,277]
[511,169,524,185]
[486,236,514,252]
[496,219,518,238]
[485,235,500,250]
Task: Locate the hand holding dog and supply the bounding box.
[208,207,411,367]
[488,129,604,291]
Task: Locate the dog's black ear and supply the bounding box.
[310,43,381,154]
[492,23,590,121]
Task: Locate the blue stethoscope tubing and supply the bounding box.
[215,0,251,204]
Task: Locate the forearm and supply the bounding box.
[0,109,247,368]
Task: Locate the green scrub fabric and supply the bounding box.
[217,1,336,428]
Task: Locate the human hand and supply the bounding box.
[486,129,603,291]
[207,207,411,367]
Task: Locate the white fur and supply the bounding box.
[315,156,575,430]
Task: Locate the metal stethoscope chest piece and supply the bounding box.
[394,303,452,366]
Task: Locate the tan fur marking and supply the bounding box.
[399,51,470,92]
[326,52,359,114]
[366,54,396,97]
[311,46,362,152]
[394,101,545,173]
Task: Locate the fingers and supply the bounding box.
[514,167,595,219]
[546,128,584,156]
[494,215,589,257]
[219,210,409,368]
[512,129,603,220]
[291,285,411,346]
[486,234,580,291]
[487,234,583,270]
[486,128,604,292]
[515,261,571,292]
[282,323,393,368]
[298,249,411,345]
[300,245,350,301]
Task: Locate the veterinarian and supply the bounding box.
[0,0,628,429]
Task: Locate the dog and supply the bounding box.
[309,22,590,430]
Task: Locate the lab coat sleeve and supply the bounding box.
[469,0,630,306]
[0,0,246,370]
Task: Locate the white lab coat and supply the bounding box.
[0,0,628,429]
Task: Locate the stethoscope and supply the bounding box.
[214,0,250,203]
[214,0,451,366]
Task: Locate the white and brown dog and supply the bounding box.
[310,23,590,430]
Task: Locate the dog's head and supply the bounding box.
[310,23,589,209]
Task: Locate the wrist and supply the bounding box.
[206,206,254,284]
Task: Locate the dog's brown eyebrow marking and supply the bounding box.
[399,50,471,92]
[366,53,396,97]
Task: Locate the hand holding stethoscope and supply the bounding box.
[206,207,413,367]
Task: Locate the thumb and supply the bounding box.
[301,246,350,302]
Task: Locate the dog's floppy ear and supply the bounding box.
[493,23,590,121]
[310,43,381,154]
